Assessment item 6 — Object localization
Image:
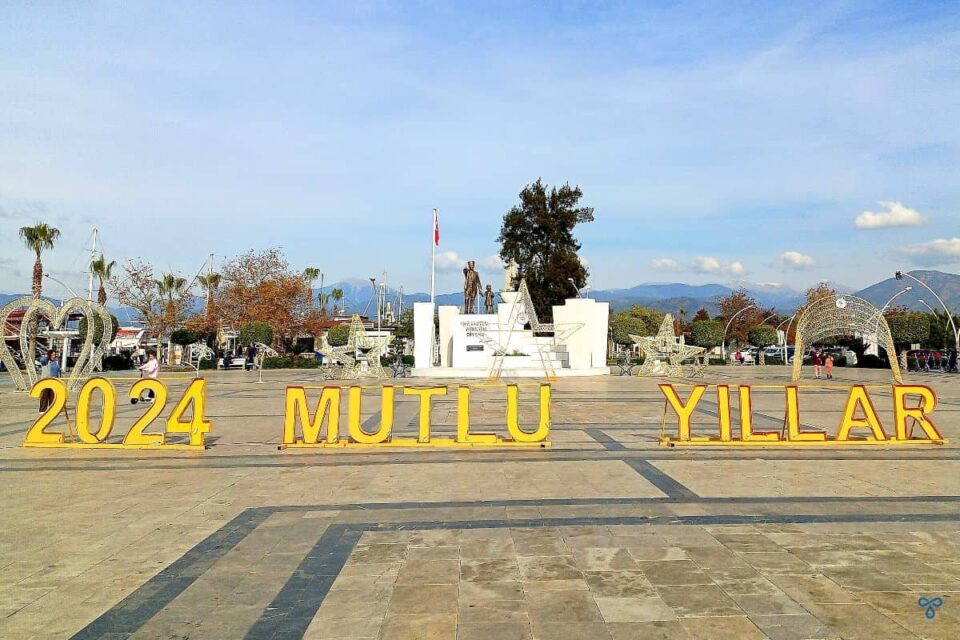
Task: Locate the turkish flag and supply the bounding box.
[433,210,440,246]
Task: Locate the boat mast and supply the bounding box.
[86,228,99,302]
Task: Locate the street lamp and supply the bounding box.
[777,313,797,361]
[896,271,960,351]
[567,278,581,298]
[881,286,913,312]
[722,305,755,360]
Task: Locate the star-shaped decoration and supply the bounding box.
[629,314,704,377]
[318,314,392,379]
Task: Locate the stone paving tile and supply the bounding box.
[678,615,769,640]
[607,620,693,639]
[655,584,743,618]
[458,621,533,640]
[594,595,677,622]
[748,613,840,640]
[378,613,458,640]
[637,560,714,586]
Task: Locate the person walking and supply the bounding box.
[137,350,159,403]
[812,349,823,379]
[246,343,257,370]
[824,353,834,380]
[38,349,61,413]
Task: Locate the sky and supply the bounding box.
[1,0,959,301]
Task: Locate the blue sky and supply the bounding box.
[1,1,958,299]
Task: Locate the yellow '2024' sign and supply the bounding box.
[26,377,211,450]
[659,383,946,446]
[282,384,551,448]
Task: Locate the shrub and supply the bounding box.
[262,356,292,369]
[294,356,321,369]
[401,354,415,365]
[765,356,786,366]
[170,329,199,346]
[708,357,727,366]
[78,314,119,344]
[239,321,274,347]
[198,357,217,370]
[748,325,778,349]
[326,324,351,347]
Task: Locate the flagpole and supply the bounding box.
[430,208,437,303]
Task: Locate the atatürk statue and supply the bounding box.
[463,260,482,314]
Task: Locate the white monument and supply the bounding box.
[412,275,610,378]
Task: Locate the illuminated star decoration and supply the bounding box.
[630,314,704,377]
[318,314,391,379]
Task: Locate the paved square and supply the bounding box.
[1,366,958,639]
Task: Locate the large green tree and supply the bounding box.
[19,222,60,299]
[886,311,929,347]
[497,179,594,321]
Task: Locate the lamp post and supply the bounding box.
[567,278,581,298]
[777,314,797,361]
[896,271,960,351]
[722,304,755,361]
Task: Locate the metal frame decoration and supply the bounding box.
[791,294,901,382]
[630,314,705,377]
[1,295,113,392]
[317,314,391,379]
[486,280,583,380]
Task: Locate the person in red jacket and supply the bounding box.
[812,349,823,379]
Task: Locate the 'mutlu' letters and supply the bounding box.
[282,384,551,448]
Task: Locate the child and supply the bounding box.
[812,350,823,379]
[824,353,834,380]
[135,350,159,403]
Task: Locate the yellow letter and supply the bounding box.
[739,385,779,442]
[659,384,706,441]
[348,386,394,444]
[456,386,498,444]
[404,387,447,442]
[893,384,943,441]
[837,385,886,441]
[506,384,550,443]
[716,385,732,441]
[283,386,340,444]
[785,385,825,441]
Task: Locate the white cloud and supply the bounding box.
[654,256,745,276]
[478,254,504,271]
[899,237,960,266]
[855,201,927,229]
[651,258,680,271]
[780,251,815,269]
[693,256,722,274]
[434,250,464,273]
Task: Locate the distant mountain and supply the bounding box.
[854,270,960,312]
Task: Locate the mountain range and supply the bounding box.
[3,270,958,321]
[321,271,960,316]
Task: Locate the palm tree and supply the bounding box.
[331,287,344,315]
[155,274,187,363]
[303,267,321,310]
[89,255,116,306]
[19,223,61,298]
[197,273,222,318]
[19,222,60,366]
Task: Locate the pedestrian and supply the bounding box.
[949,350,958,373]
[734,349,742,365]
[824,353,834,380]
[812,349,823,379]
[38,349,61,413]
[246,343,257,370]
[136,350,159,403]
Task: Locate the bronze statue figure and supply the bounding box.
[463,260,482,314]
[483,284,495,314]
